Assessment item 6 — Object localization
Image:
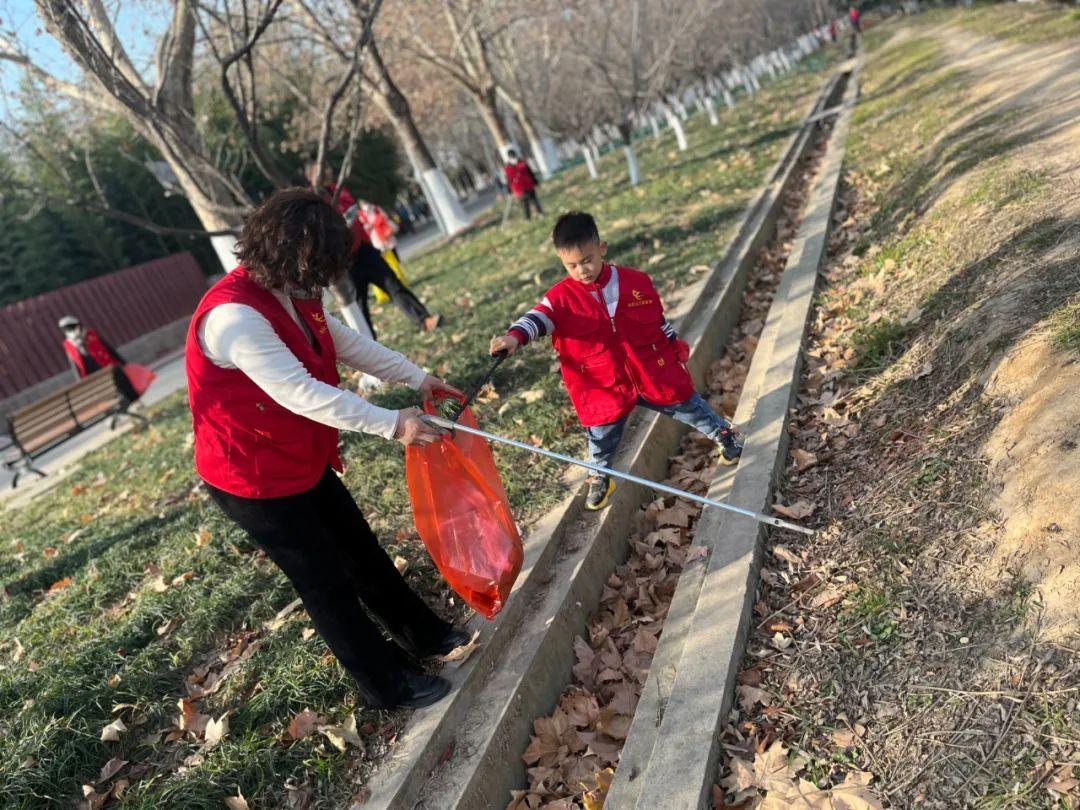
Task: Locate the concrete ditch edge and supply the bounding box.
[364,64,847,810]
[627,59,861,810]
[606,67,851,810]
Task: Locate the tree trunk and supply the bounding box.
[617,122,640,187]
[366,42,473,236]
[661,103,688,151]
[581,142,598,179]
[704,93,719,126]
[472,85,513,158]
[501,89,561,178]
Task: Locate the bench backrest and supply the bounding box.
[10,368,124,456]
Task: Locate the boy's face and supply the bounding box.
[557,240,608,285]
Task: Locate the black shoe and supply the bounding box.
[585,475,616,511]
[421,627,472,657]
[394,671,452,709]
[717,427,743,466]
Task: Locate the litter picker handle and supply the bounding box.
[445,351,508,423]
[419,414,814,536]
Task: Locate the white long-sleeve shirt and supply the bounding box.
[197,289,425,439]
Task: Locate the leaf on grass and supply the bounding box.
[48,576,74,593]
[773,500,815,520]
[205,715,229,748]
[43,547,58,558]
[319,714,365,753]
[393,556,408,575]
[520,389,545,404]
[195,528,212,547]
[301,627,316,641]
[772,633,792,651]
[223,790,250,810]
[177,698,210,738]
[812,588,846,609]
[288,708,325,741]
[265,597,305,631]
[107,674,121,689]
[147,575,170,593]
[438,629,481,665]
[100,718,127,742]
[901,305,921,325]
[97,757,127,784]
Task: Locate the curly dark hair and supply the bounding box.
[235,188,351,292]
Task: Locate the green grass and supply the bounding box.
[0,52,839,808]
[1048,297,1080,355]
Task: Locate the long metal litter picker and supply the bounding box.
[420,413,814,536]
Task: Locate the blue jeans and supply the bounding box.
[585,393,731,469]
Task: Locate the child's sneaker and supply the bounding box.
[585,475,616,510]
[717,427,743,466]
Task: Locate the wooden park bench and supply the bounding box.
[0,367,147,488]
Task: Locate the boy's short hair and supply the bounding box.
[236,188,351,293]
[552,212,601,250]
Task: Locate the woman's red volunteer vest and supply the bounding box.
[548,264,696,427]
[185,268,343,499]
[64,329,119,377]
[504,161,536,196]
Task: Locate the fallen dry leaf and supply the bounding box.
[438,629,481,665]
[97,757,127,784]
[773,500,815,520]
[792,449,818,472]
[48,576,74,593]
[178,698,210,738]
[100,718,127,742]
[223,790,250,810]
[288,708,325,741]
[319,713,365,753]
[204,715,229,748]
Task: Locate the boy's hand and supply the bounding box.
[674,339,691,363]
[490,334,521,357]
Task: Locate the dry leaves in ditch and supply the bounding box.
[719,743,881,809]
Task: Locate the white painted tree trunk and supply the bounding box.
[664,104,688,151]
[526,136,553,179]
[704,94,719,126]
[210,234,238,272]
[722,88,735,109]
[624,144,640,187]
[582,143,599,179]
[649,114,661,139]
[420,167,472,235]
[540,136,563,176]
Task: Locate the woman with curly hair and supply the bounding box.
[185,188,467,709]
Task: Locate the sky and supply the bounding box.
[0,0,161,120]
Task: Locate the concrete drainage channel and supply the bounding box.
[364,62,857,810]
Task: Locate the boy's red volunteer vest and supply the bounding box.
[185,268,342,499]
[547,264,695,427]
[63,329,119,377]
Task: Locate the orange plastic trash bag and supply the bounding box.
[405,402,523,619]
[122,363,157,397]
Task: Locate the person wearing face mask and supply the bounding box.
[187,188,469,710]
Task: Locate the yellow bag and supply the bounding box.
[373,250,409,304]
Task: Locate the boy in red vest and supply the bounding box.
[503,149,543,221]
[490,211,741,511]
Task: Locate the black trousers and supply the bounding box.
[207,467,451,707]
[519,190,542,220]
[348,242,429,338]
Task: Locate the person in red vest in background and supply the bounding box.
[848,5,862,33]
[58,315,142,403]
[186,188,468,710]
[305,161,439,338]
[504,149,543,221]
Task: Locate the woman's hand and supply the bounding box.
[419,375,464,402]
[489,334,520,357]
[394,407,447,446]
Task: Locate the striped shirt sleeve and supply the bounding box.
[509,297,556,344]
